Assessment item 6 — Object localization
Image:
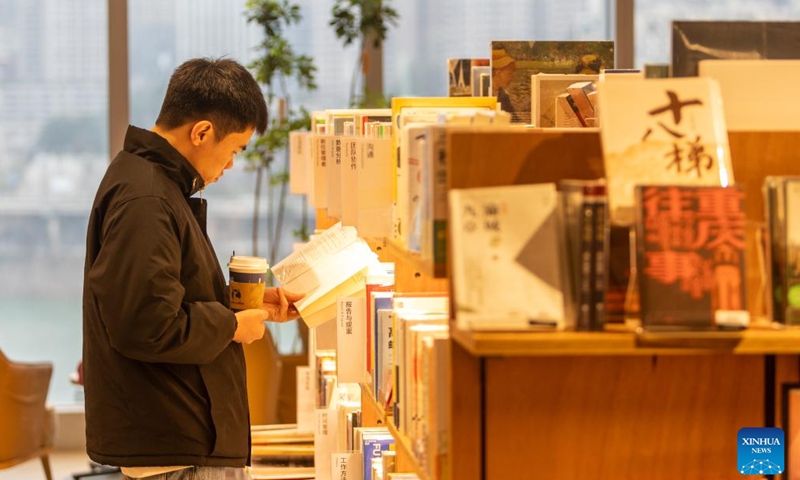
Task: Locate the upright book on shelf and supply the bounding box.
[635,185,748,329]
[447,58,489,97]
[598,76,735,226]
[672,20,800,77]
[765,177,800,325]
[449,183,569,330]
[559,180,608,331]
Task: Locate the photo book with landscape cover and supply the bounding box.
[491,40,614,124]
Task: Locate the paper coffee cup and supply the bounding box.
[228,256,269,311]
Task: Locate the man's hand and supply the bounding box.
[233,309,267,344]
[263,287,305,323]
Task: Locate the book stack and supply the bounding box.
[560,180,608,331]
[248,424,314,480]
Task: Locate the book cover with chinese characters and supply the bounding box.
[598,76,735,225]
[491,40,614,124]
[449,183,568,330]
[635,185,747,329]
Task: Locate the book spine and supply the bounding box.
[431,127,448,276]
[578,190,594,331]
[592,186,608,330]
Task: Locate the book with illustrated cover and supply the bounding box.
[449,183,569,330]
[635,185,748,329]
[598,76,734,225]
[491,40,614,124]
[672,21,800,78]
[447,58,489,97]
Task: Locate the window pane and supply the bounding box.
[0,0,108,405]
[385,0,612,97]
[635,0,800,68]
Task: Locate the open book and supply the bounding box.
[271,223,379,328]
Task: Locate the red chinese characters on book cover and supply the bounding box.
[635,185,746,328]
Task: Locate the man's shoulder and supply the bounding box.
[95,151,181,212]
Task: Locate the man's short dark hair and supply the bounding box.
[156,57,268,138]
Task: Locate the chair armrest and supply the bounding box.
[0,358,53,462]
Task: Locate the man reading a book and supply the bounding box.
[82,57,303,480]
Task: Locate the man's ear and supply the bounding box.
[189,120,214,146]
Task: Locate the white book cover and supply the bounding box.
[313,134,331,209]
[289,131,310,195]
[296,366,315,432]
[358,138,393,238]
[375,309,394,404]
[395,123,428,248]
[340,137,362,227]
[327,137,344,218]
[314,408,339,480]
[449,183,567,330]
[598,76,734,225]
[302,132,313,197]
[331,451,364,480]
[698,59,800,131]
[336,294,367,384]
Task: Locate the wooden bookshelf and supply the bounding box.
[441,128,800,480]
[360,384,432,480]
[326,128,800,480]
[451,325,800,357]
[365,237,449,293]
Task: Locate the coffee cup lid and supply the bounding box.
[228,255,269,274]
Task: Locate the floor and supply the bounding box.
[0,451,249,480]
[0,449,122,480]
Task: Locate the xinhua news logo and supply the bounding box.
[738,427,784,475]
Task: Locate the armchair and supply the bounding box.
[0,348,55,480]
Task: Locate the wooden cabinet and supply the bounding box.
[350,129,800,479]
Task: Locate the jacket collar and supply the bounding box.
[122,125,205,197]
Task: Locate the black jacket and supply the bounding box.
[82,126,250,467]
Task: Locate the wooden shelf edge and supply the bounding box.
[359,384,433,480]
[451,325,800,357]
[364,237,447,279]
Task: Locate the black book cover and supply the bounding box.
[636,185,746,328]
